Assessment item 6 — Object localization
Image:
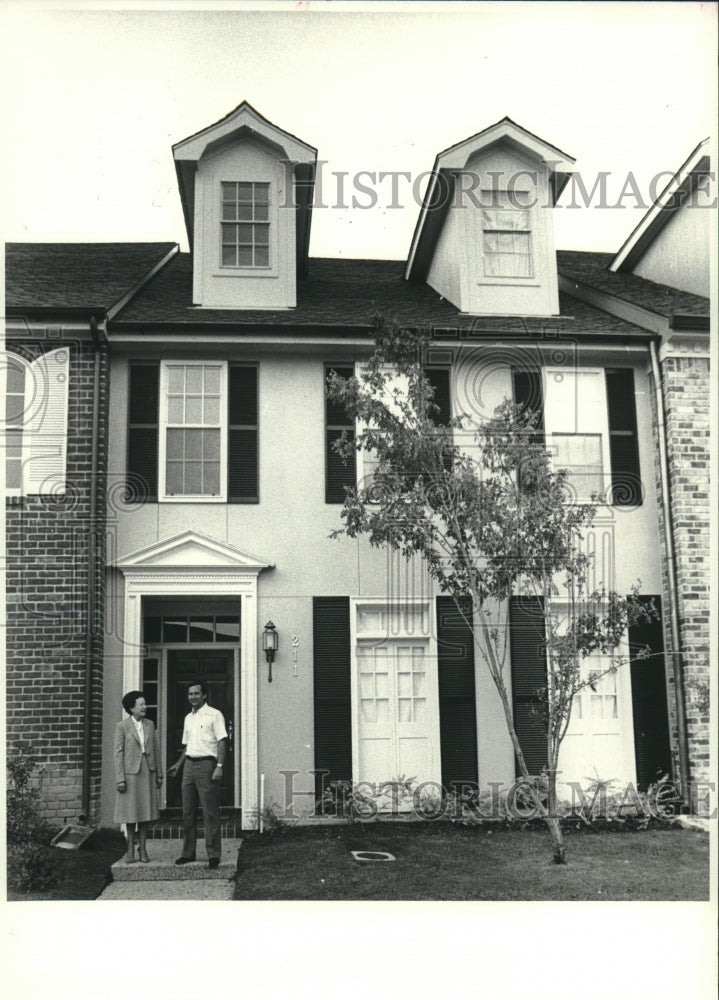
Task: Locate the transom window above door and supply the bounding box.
[143,613,240,644]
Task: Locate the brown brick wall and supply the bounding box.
[661,354,711,792]
[5,334,109,826]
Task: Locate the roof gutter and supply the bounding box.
[649,338,691,805]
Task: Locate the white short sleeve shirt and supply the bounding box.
[182,703,228,758]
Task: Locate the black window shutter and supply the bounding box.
[606,369,642,506]
[512,369,545,439]
[424,368,451,425]
[228,365,258,502]
[512,369,545,491]
[628,595,672,791]
[325,365,356,504]
[436,596,478,790]
[313,597,353,800]
[127,363,159,500]
[509,596,548,775]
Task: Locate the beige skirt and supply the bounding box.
[114,755,160,825]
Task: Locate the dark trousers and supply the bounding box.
[181,758,221,860]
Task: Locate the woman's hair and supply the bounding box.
[122,690,145,715]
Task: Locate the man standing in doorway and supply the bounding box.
[168,681,228,869]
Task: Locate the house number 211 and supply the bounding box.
[292,635,300,677]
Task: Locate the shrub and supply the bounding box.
[7,741,60,892]
[6,741,53,846]
[8,843,62,894]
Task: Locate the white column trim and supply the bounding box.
[119,568,263,830]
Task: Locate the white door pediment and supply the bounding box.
[115,530,274,575]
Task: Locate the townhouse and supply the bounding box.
[4,103,711,828]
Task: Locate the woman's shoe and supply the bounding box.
[126,855,138,864]
[139,851,150,863]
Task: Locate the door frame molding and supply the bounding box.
[116,531,273,830]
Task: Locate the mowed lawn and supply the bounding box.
[234,822,709,901]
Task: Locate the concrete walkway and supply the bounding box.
[98,838,241,900]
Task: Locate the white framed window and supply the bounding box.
[2,348,70,496]
[221,181,270,268]
[544,368,611,502]
[481,190,533,278]
[159,361,227,502]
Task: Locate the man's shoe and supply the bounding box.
[208,857,220,869]
[175,855,196,865]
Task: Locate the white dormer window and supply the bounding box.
[221,181,270,268]
[481,190,533,278]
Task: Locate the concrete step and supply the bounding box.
[111,838,242,882]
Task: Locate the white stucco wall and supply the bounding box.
[101,338,664,824]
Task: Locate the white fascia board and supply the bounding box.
[435,120,575,173]
[610,138,711,273]
[173,105,316,164]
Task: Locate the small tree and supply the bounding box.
[328,315,651,863]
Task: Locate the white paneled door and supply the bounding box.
[356,638,440,805]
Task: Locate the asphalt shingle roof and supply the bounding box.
[5,242,177,312]
[111,252,653,340]
[5,243,690,339]
[557,250,709,319]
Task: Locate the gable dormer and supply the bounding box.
[405,118,574,316]
[173,102,316,310]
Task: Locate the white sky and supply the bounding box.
[0,1,716,260]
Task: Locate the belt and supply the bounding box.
[186,756,216,762]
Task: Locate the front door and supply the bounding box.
[166,649,235,808]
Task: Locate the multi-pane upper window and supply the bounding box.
[481,190,533,278]
[128,360,258,503]
[161,363,225,499]
[221,182,270,268]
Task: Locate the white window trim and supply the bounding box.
[158,360,228,503]
[478,189,535,283]
[215,179,279,279]
[544,366,612,503]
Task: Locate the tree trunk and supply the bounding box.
[545,815,566,864]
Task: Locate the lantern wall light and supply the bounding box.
[263,621,279,682]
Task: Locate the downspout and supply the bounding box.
[649,338,690,806]
[81,314,105,822]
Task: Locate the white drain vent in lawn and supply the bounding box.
[351,850,396,862]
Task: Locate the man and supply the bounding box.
[168,680,228,869]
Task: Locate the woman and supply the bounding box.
[114,690,163,863]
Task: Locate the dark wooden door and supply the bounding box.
[166,650,235,808]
